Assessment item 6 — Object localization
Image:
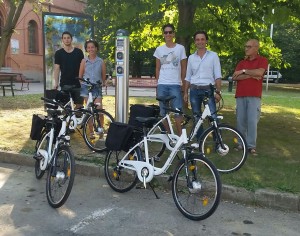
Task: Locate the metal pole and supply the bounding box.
[115,29,130,123]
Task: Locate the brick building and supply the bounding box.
[0,0,86,81]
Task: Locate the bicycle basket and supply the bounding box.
[128,104,160,128]
[30,114,46,140]
[105,122,133,151]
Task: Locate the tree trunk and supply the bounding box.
[176,0,197,109]
[176,0,197,56]
[0,0,26,68]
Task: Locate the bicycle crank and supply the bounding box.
[141,167,149,188]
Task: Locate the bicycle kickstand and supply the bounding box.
[148,182,160,199]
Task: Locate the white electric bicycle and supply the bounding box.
[59,78,114,152]
[104,115,222,221]
[33,97,75,208]
[145,88,248,173]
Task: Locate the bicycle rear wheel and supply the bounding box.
[46,145,75,208]
[82,110,114,152]
[199,124,247,173]
[172,154,221,221]
[104,147,142,193]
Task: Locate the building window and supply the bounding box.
[28,20,38,53]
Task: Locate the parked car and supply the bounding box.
[263,70,282,83]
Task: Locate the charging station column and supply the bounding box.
[115,29,130,123]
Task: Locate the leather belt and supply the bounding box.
[190,84,210,90]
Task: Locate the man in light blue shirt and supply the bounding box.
[184,30,222,143]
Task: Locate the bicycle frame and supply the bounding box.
[147,112,180,151]
[60,79,102,130]
[188,102,221,141]
[37,109,69,171]
[119,128,188,186]
[62,89,94,129]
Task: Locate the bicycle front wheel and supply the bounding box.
[82,110,114,152]
[172,154,221,221]
[104,147,142,193]
[46,145,75,208]
[200,124,248,173]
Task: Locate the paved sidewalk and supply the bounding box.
[0,150,299,213]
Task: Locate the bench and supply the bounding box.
[15,75,34,90]
[0,72,35,96]
[0,74,15,96]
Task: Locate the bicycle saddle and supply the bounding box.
[135,117,157,128]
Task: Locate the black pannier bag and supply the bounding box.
[105,122,134,151]
[30,114,46,140]
[128,104,160,128]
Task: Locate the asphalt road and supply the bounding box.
[0,163,299,236]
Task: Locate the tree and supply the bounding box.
[85,0,300,81]
[0,0,51,67]
[273,21,300,82]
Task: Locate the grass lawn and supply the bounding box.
[0,83,299,194]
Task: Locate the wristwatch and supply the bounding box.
[215,90,222,95]
[242,69,246,74]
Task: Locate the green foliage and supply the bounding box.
[273,20,300,82]
[0,0,52,67]
[85,0,300,81]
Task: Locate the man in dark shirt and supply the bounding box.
[54,31,84,106]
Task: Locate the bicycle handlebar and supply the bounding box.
[41,97,73,114]
[77,77,102,87]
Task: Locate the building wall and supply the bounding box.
[0,0,86,81]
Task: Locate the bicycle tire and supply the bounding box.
[199,123,248,173]
[172,154,221,221]
[34,128,48,179]
[104,147,142,193]
[46,145,75,208]
[82,110,114,152]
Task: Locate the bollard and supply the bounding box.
[228,76,233,92]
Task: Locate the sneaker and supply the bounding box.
[89,133,96,139]
[248,148,258,156]
[191,143,199,149]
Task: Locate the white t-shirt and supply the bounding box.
[153,44,187,85]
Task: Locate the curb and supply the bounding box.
[1,150,299,213]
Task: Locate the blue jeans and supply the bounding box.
[157,84,183,116]
[190,88,217,140]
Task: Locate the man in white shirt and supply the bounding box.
[154,23,187,136]
[184,30,222,143]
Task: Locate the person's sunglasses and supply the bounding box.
[164,31,174,35]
